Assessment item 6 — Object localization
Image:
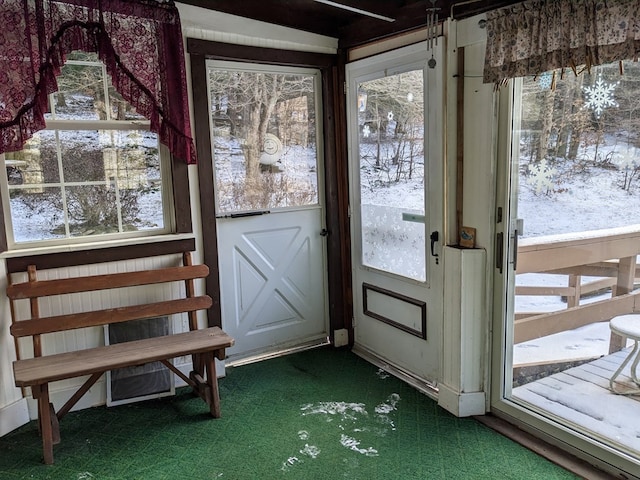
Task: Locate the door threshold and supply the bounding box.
[352,345,439,400]
[475,414,619,480]
[226,337,330,368]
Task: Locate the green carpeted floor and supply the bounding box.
[0,347,579,479]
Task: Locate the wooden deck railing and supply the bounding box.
[514,228,640,354]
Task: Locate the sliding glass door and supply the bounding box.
[494,60,640,476]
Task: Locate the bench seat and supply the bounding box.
[13,326,233,387]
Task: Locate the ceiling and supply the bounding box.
[179,0,521,48]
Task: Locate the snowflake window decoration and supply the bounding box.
[362,124,371,138]
[538,72,553,90]
[583,73,619,118]
[528,159,557,194]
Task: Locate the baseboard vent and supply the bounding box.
[105,317,174,406]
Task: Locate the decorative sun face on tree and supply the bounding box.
[263,136,279,155]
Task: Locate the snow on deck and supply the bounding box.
[513,348,640,455]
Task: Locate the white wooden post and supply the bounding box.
[438,246,487,417]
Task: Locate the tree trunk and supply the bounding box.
[536,89,555,162]
[567,75,585,160]
[244,76,281,183]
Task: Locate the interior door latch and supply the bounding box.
[430,231,439,265]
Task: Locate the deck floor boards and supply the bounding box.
[513,347,640,455]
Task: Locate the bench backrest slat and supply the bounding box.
[10,295,213,338]
[7,264,209,300]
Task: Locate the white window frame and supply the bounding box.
[0,57,175,251]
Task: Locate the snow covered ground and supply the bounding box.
[513,321,624,365]
[514,160,640,365]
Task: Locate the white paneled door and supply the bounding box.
[346,41,445,388]
[207,61,328,362]
[216,208,327,361]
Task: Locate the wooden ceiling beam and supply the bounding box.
[178,1,525,48]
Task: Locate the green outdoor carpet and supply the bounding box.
[0,347,578,479]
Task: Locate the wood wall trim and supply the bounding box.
[0,196,7,253]
[187,39,336,68]
[327,49,353,343]
[456,46,465,245]
[171,154,193,234]
[5,238,196,274]
[190,52,223,329]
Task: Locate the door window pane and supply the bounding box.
[357,70,425,281]
[208,67,320,213]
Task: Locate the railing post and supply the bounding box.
[567,274,581,308]
[609,256,637,353]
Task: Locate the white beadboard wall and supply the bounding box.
[0,260,30,435]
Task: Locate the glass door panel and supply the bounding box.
[347,40,444,386]
[208,68,320,214]
[505,61,640,460]
[357,70,426,282]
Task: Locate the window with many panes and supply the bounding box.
[0,52,173,248]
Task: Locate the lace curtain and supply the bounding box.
[0,0,196,163]
[483,0,640,84]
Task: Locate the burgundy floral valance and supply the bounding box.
[484,0,640,84]
[0,0,196,163]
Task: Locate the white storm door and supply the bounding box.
[346,41,444,388]
[207,61,328,362]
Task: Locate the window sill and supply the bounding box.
[0,233,197,260]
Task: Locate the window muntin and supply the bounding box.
[2,52,170,247]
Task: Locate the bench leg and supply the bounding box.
[205,352,221,418]
[192,352,205,379]
[33,384,55,465]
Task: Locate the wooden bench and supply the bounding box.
[7,251,234,464]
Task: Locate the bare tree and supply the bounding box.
[358,70,424,184]
[209,71,313,181]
